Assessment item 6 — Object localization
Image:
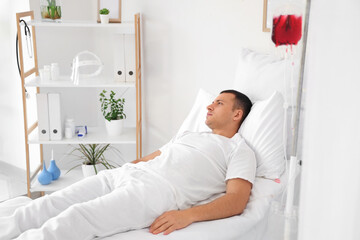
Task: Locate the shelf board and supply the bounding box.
[31,168,84,192]
[25,76,135,88]
[25,20,135,34]
[28,127,136,144]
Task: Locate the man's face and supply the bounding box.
[205,93,241,130]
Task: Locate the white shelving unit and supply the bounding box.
[28,127,136,145]
[25,76,136,88]
[16,11,142,197]
[30,168,83,192]
[25,20,135,33]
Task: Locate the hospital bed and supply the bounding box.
[0,48,291,239]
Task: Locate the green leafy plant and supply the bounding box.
[99,8,110,15]
[67,144,117,175]
[41,0,61,20]
[99,90,126,122]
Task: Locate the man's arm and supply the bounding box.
[149,178,252,235]
[131,150,161,164]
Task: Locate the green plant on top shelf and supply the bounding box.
[99,8,110,15]
[40,0,62,20]
[99,90,126,122]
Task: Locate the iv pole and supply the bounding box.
[284,0,311,239]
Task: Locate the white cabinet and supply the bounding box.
[16,11,142,197]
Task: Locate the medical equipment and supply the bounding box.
[47,149,61,181]
[37,161,52,185]
[51,63,60,81]
[70,51,103,85]
[272,13,302,47]
[271,0,303,49]
[269,1,311,239]
[15,19,33,99]
[16,20,33,59]
[75,125,87,138]
[64,118,75,139]
[43,65,51,81]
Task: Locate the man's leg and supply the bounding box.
[0,169,113,239]
[16,168,177,240]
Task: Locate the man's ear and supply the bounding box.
[233,109,243,122]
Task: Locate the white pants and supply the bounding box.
[0,165,177,240]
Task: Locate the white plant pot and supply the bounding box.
[100,14,109,24]
[105,119,124,136]
[82,164,105,178]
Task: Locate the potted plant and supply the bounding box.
[99,90,126,136]
[67,144,117,177]
[99,8,110,24]
[40,0,62,21]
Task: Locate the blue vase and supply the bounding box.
[48,159,61,180]
[38,161,52,185]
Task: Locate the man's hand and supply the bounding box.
[149,178,252,235]
[149,210,193,235]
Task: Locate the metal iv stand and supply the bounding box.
[284,0,311,239]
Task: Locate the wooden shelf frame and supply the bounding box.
[16,11,142,197]
[135,13,142,159]
[16,11,42,198]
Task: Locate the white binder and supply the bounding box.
[48,93,62,141]
[36,93,50,141]
[113,34,126,82]
[124,34,136,82]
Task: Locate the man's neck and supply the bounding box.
[212,129,238,138]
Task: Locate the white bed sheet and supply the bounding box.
[99,177,285,240]
[0,175,285,240]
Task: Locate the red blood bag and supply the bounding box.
[272,14,302,47]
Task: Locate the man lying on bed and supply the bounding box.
[0,89,255,240]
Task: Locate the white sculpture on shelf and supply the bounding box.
[70,50,103,85]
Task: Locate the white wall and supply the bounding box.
[27,0,271,158]
[298,0,360,239]
[0,0,30,169]
[136,0,271,153]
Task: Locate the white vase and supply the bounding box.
[100,14,109,24]
[105,119,124,136]
[82,164,105,178]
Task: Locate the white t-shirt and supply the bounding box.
[134,131,256,209]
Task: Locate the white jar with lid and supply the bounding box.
[51,63,60,81]
[64,118,75,139]
[43,65,51,81]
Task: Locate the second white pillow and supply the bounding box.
[239,91,285,179]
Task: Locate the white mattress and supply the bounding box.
[100,177,285,240]
[0,177,285,240]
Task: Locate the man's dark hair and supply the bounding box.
[220,89,252,124]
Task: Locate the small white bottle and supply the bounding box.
[39,68,45,82]
[64,118,75,139]
[43,65,51,81]
[51,63,60,81]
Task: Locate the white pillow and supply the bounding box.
[240,91,285,179]
[178,89,285,179]
[233,48,299,102]
[177,89,213,134]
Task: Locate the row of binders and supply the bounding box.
[36,93,62,141]
[113,34,136,82]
